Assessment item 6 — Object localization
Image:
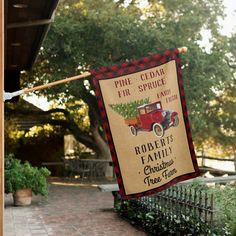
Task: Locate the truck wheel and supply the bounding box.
[130,126,137,136]
[153,123,164,138]
[173,115,179,127]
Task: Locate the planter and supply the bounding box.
[5,155,51,203]
[13,188,32,206]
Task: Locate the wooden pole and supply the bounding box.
[24,71,91,94]
[23,47,187,94]
[0,0,4,234]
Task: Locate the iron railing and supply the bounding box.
[119,185,214,235]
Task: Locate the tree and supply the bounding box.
[20,0,235,157]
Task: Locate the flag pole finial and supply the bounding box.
[178,47,188,54]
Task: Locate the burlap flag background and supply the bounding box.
[91,48,200,199]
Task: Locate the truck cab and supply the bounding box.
[137,101,164,130]
[128,101,179,137]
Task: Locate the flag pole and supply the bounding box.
[4,47,187,100]
[24,47,187,93]
[24,71,91,94]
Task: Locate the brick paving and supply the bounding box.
[4,181,147,236]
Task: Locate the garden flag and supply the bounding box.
[91,48,200,199]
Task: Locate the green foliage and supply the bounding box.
[187,182,236,235]
[209,185,236,235]
[115,198,212,235]
[4,100,65,155]
[5,154,51,196]
[109,98,150,119]
[114,183,236,235]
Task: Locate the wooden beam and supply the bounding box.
[98,175,236,192]
[7,19,53,29]
[0,0,4,234]
[197,155,234,162]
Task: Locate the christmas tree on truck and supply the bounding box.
[109,98,179,138]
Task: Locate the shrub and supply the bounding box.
[114,182,236,235]
[5,153,51,196]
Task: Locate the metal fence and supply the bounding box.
[141,185,212,221]
[121,185,214,235]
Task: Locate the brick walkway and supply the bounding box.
[4,181,146,236]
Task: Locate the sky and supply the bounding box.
[220,0,236,36]
[200,0,236,50]
[24,0,236,110]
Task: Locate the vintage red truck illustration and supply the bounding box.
[124,101,179,137]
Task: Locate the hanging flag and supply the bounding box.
[91,48,200,199]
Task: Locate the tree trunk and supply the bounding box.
[91,125,111,160]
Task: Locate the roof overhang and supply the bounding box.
[5,0,59,94]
